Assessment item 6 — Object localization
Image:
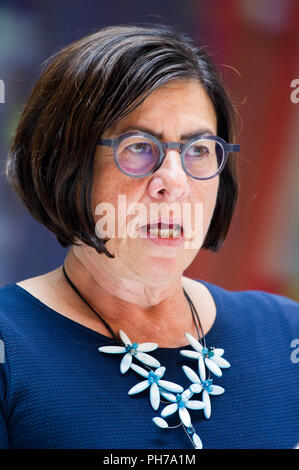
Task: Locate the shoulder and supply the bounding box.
[183,276,299,318]
[0,282,21,321]
[192,278,299,334]
[0,279,52,339]
[0,282,20,300]
[200,278,298,310]
[0,283,29,336]
[190,275,297,306]
[0,267,64,327]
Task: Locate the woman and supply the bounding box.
[0,24,298,450]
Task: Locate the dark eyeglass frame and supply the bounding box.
[97,131,240,180]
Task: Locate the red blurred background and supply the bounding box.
[185,0,299,301]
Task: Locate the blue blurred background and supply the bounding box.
[0,0,298,300]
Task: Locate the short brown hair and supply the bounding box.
[6,24,239,258]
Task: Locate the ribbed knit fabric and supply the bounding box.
[0,280,298,449]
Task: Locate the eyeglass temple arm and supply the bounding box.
[225,144,240,153]
[98,138,114,147]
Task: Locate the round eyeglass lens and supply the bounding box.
[116,135,160,176]
[184,138,224,179]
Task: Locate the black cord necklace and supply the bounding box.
[62,264,205,346]
[61,264,230,450]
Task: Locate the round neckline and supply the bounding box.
[11,279,222,351]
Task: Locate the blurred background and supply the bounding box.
[0,0,298,300]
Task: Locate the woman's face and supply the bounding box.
[91,80,218,283]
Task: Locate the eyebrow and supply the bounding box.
[117,125,215,140]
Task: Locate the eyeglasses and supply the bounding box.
[97,131,240,180]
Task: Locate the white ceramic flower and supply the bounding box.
[180,332,230,380]
[182,365,225,419]
[98,330,160,373]
[158,387,205,427]
[128,363,184,410]
[152,415,203,449]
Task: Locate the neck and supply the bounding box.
[57,245,201,346]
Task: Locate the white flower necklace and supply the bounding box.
[62,265,230,449]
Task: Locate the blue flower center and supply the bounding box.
[176,394,186,408]
[125,342,139,355]
[148,371,160,384]
[202,379,213,393]
[202,346,215,358]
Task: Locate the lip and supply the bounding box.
[139,220,184,246]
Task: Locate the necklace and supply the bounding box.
[62,264,230,449]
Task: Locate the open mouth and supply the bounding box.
[140,222,183,238]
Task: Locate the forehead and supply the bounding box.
[107,80,217,138]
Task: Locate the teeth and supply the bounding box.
[149,228,159,237]
[148,228,181,238]
[159,229,173,238]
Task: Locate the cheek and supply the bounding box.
[91,162,147,225]
[91,163,115,215]
[207,177,219,211]
[191,177,219,230]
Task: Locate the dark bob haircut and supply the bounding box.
[6,24,239,258]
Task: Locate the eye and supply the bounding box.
[188,145,210,157]
[127,143,153,154]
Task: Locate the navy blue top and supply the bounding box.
[0,280,298,449]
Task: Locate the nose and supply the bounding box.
[147,148,190,202]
